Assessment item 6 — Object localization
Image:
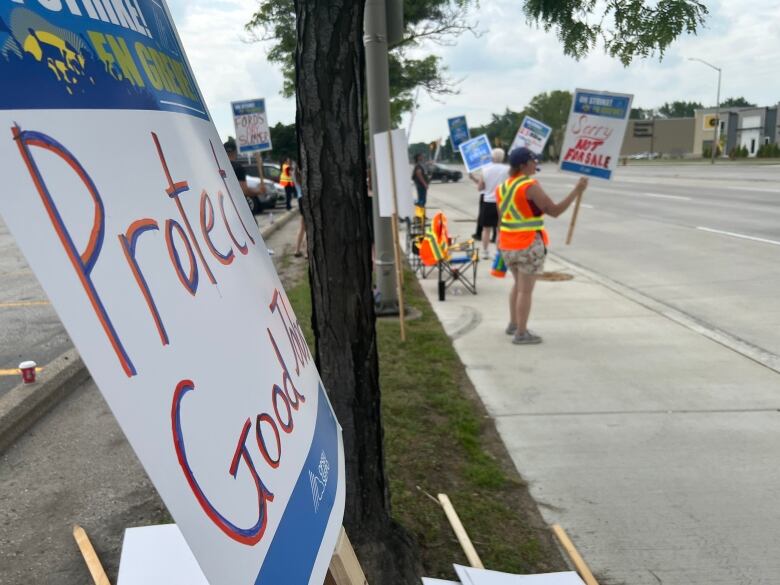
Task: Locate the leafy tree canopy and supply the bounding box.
[246,0,477,124]
[522,0,709,65]
[658,100,702,118]
[720,96,757,108]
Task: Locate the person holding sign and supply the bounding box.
[476,148,509,258]
[497,147,588,345]
[224,139,267,213]
[412,153,430,207]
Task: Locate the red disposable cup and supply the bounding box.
[19,361,37,384]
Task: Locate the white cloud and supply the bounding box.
[167,0,780,146]
[168,0,296,142]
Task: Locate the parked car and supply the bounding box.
[243,162,287,213]
[425,162,463,182]
[628,151,660,160]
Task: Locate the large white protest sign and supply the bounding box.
[510,116,553,156]
[454,565,584,585]
[232,98,273,154]
[373,128,414,219]
[0,2,344,584]
[559,89,633,180]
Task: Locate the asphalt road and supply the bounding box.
[0,208,284,397]
[437,162,780,363]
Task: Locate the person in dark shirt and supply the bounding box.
[224,139,266,213]
[412,153,429,207]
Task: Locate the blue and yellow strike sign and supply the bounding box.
[0,0,207,120]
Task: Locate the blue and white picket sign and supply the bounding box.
[0,2,344,584]
[459,134,493,173]
[510,116,553,156]
[447,115,470,150]
[559,89,633,180]
[232,98,273,154]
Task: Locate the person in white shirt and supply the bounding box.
[477,148,510,257]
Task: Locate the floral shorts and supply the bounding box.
[501,235,547,275]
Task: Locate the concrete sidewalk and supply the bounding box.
[412,189,780,584]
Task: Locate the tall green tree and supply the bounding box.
[269,121,297,162]
[247,0,477,123]
[658,100,702,118]
[720,96,757,108]
[523,0,709,64]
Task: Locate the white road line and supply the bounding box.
[580,203,594,209]
[696,226,780,246]
[642,192,691,201]
[722,186,780,194]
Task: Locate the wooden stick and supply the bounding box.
[565,191,583,245]
[386,131,406,342]
[552,524,599,585]
[437,493,484,569]
[255,151,266,184]
[327,527,369,585]
[72,524,111,585]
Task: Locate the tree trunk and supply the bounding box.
[295,1,419,584]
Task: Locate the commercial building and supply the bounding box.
[693,106,778,157]
[622,118,695,157]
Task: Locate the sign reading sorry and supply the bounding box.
[560,89,633,180]
[0,2,344,584]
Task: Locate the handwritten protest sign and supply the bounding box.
[0,2,344,584]
[559,89,633,180]
[459,134,493,173]
[510,116,553,156]
[448,115,471,150]
[232,98,273,154]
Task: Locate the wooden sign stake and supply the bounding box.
[255,151,266,187]
[437,493,484,569]
[552,524,600,585]
[565,191,583,245]
[385,131,406,342]
[326,527,369,585]
[73,524,112,585]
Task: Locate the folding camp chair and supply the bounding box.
[418,211,479,299]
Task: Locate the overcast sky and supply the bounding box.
[168,0,780,146]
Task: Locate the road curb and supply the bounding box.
[259,207,298,240]
[0,210,299,454]
[0,348,89,454]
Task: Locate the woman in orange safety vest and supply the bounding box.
[496,147,588,345]
[280,157,296,211]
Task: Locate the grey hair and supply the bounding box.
[491,148,506,163]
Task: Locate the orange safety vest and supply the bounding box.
[495,174,548,250]
[419,212,449,266]
[280,163,294,187]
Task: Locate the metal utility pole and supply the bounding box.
[689,57,722,164]
[364,0,403,315]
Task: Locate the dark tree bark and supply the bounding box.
[295,1,419,584]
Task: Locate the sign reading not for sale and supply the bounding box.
[560,89,633,180]
[0,1,343,584]
[232,98,273,154]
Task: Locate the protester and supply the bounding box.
[497,147,587,345]
[477,148,509,258]
[411,153,429,207]
[223,138,266,212]
[280,157,296,210]
[294,163,307,258]
[468,172,485,239]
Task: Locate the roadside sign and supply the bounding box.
[373,129,414,219]
[703,113,718,130]
[232,98,273,154]
[510,116,553,156]
[448,115,471,150]
[0,2,344,585]
[459,134,493,173]
[560,89,633,180]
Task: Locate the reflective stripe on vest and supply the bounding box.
[498,176,544,232]
[424,233,445,262]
